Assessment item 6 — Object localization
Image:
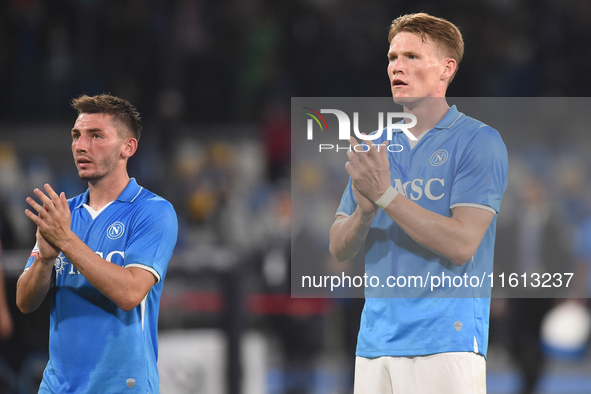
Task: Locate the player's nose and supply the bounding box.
[391,58,405,74]
[74,134,90,151]
[388,63,403,80]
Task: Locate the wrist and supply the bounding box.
[52,228,78,251]
[359,207,378,220]
[375,185,398,209]
[57,234,76,256]
[36,255,57,265]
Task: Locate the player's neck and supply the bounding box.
[404,97,450,137]
[86,172,131,210]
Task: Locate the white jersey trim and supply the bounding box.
[83,201,115,220]
[140,296,147,331]
[335,211,351,219]
[125,263,161,283]
[130,187,143,203]
[408,129,430,149]
[450,202,497,215]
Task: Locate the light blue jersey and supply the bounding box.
[25,178,178,393]
[336,105,508,358]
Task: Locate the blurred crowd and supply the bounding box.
[3,0,591,125]
[2,0,591,393]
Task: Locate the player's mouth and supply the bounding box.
[76,157,93,168]
[392,79,408,87]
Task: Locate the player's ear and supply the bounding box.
[441,58,457,82]
[121,137,138,159]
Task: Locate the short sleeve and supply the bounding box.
[124,198,178,282]
[24,242,40,270]
[450,126,508,213]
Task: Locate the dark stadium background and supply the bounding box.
[1,1,590,393]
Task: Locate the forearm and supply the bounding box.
[16,257,54,314]
[24,184,155,311]
[381,195,491,266]
[0,269,13,339]
[60,235,150,311]
[329,207,377,262]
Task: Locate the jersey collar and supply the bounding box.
[74,178,143,209]
[433,105,463,130]
[117,178,143,203]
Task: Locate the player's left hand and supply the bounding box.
[345,136,391,203]
[25,184,72,250]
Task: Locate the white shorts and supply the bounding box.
[354,352,486,394]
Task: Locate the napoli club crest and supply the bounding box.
[107,222,125,240]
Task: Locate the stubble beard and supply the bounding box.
[76,151,121,184]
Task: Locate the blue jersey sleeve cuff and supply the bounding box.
[450,202,497,215]
[125,263,161,283]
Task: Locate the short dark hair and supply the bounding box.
[388,13,464,84]
[71,94,142,140]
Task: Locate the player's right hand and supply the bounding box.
[352,182,378,215]
[36,227,60,264]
